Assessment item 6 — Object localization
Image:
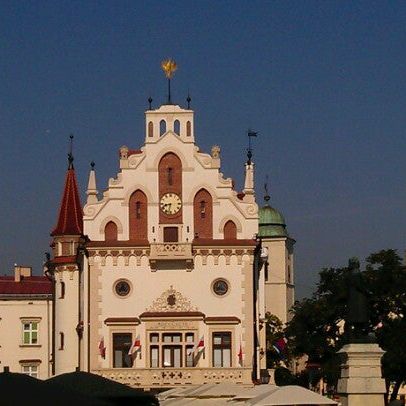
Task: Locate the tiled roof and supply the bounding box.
[50,255,77,264]
[127,149,142,157]
[192,239,257,246]
[51,167,83,236]
[0,276,52,295]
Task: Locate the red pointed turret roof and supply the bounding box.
[51,162,83,236]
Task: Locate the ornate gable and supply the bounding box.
[147,286,197,312]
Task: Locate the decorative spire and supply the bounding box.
[186,92,191,109]
[148,96,153,110]
[264,175,270,204]
[51,147,83,236]
[246,129,258,164]
[86,161,98,205]
[68,134,74,169]
[161,58,177,104]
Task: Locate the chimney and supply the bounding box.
[14,265,32,282]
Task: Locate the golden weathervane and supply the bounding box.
[161,58,177,104]
[161,58,177,79]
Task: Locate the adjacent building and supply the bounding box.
[0,266,52,379]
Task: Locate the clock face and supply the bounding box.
[160,193,182,215]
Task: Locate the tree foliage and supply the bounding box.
[286,249,406,400]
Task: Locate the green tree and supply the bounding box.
[286,249,406,401]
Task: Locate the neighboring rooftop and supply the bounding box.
[0,266,52,297]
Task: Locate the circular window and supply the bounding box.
[212,279,229,296]
[114,280,131,297]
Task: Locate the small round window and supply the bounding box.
[114,280,131,297]
[212,279,229,296]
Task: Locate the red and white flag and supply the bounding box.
[197,336,205,352]
[238,342,244,366]
[98,337,106,359]
[128,335,141,356]
[187,343,196,356]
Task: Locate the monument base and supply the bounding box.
[337,343,386,406]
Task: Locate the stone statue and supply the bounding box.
[345,257,372,342]
[211,145,220,159]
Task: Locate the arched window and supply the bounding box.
[160,120,166,136]
[59,332,64,350]
[174,120,180,135]
[223,220,237,240]
[194,189,213,239]
[148,121,154,137]
[105,221,118,241]
[129,190,148,240]
[186,121,191,137]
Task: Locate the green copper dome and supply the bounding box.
[258,195,288,238]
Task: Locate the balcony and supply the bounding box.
[149,243,193,270]
[93,367,252,388]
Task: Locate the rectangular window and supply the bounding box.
[200,201,206,219]
[148,331,196,368]
[185,345,194,367]
[113,333,133,368]
[212,332,231,367]
[22,321,39,345]
[21,364,38,378]
[60,281,65,299]
[163,346,182,367]
[163,227,178,243]
[167,168,173,185]
[136,201,141,219]
[150,346,159,368]
[163,333,181,343]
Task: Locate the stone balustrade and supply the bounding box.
[93,367,252,388]
[149,243,193,269]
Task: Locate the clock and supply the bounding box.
[160,193,182,215]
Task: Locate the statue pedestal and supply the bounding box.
[337,343,386,406]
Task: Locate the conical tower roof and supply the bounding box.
[51,156,83,236]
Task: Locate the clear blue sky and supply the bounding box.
[1,1,405,298]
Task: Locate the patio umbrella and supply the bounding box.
[246,385,337,405]
[46,371,158,405]
[0,371,97,406]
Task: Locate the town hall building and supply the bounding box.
[0,63,295,386]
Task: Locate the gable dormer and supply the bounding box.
[145,104,194,144]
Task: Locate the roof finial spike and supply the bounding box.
[148,96,153,110]
[264,175,270,203]
[187,90,191,109]
[246,129,258,164]
[161,58,177,104]
[68,134,74,169]
[90,161,95,169]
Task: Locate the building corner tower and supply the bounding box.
[258,191,295,325]
[49,151,85,374]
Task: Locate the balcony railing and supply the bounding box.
[93,367,252,388]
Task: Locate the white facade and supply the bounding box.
[2,93,294,385]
